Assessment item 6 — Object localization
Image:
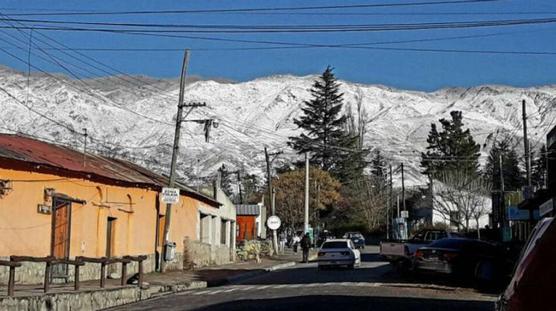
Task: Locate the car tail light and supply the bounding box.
[415,250,424,258]
[318,252,325,257]
[442,252,459,262]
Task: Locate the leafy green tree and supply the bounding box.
[273,167,341,232]
[532,144,548,189]
[421,111,481,177]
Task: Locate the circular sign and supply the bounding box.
[267,216,281,230]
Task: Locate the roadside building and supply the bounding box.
[235,204,265,241]
[184,180,237,268]
[0,134,224,284]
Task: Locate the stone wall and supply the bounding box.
[0,280,206,311]
[183,238,233,269]
[0,254,156,285]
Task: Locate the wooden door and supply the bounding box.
[51,198,71,280]
[51,198,71,259]
[106,217,117,257]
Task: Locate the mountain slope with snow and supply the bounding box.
[1,66,555,187]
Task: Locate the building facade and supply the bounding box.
[0,134,225,283]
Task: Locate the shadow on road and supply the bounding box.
[239,265,392,285]
[361,252,383,262]
[191,295,493,311]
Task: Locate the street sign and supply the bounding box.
[161,187,180,204]
[400,210,409,218]
[267,216,281,230]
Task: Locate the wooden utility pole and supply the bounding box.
[522,99,532,188]
[499,154,506,233]
[401,163,406,211]
[304,152,310,234]
[82,128,87,167]
[236,171,243,204]
[388,164,393,239]
[161,50,190,272]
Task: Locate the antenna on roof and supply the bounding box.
[82,128,88,167]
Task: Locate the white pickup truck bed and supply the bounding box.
[379,230,460,263]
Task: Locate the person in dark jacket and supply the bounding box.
[300,234,311,263]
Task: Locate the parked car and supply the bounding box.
[343,232,366,249]
[413,238,506,285]
[380,229,461,265]
[496,217,556,311]
[317,239,361,270]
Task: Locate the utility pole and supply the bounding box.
[522,99,532,188]
[161,50,191,272]
[522,99,535,225]
[304,152,310,234]
[82,128,87,167]
[401,163,406,211]
[236,171,243,204]
[499,154,506,237]
[264,146,282,253]
[388,164,393,240]
[271,187,279,253]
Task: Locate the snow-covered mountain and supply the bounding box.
[1,65,555,187]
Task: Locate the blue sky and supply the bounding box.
[1,0,556,91]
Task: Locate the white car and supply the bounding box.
[317,239,361,270]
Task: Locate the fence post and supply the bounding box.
[43,261,51,293]
[100,261,106,288]
[74,263,81,291]
[138,259,144,288]
[121,261,128,286]
[8,265,16,297]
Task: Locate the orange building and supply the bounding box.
[0,134,221,283]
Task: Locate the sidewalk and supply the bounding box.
[0,252,309,311]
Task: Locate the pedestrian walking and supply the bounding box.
[292,234,300,253]
[300,233,310,263]
[279,232,287,253]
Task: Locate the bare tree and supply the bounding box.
[433,170,491,233]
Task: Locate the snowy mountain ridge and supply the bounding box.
[1,66,555,187]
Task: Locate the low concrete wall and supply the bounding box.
[0,254,156,285]
[184,238,233,268]
[0,280,206,311]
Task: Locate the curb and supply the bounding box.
[226,261,296,284]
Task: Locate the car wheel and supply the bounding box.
[474,260,497,289]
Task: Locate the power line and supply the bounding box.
[4,17,556,34]
[3,1,500,16]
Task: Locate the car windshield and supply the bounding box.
[321,241,348,249]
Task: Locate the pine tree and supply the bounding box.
[371,149,387,182]
[531,144,548,189]
[421,111,481,177]
[484,138,524,191]
[288,66,349,172]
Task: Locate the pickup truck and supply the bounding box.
[380,229,461,265]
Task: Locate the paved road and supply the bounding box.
[111,246,496,311]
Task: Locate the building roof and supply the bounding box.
[235,204,261,216]
[0,134,219,207]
